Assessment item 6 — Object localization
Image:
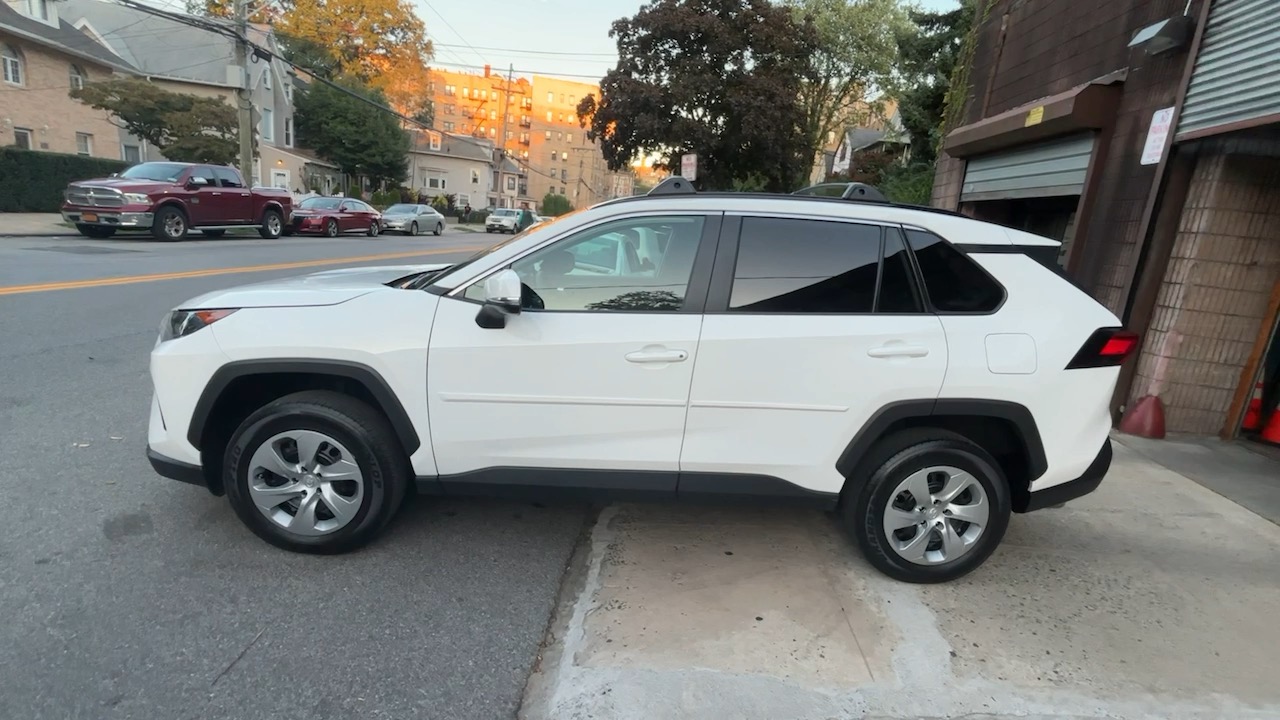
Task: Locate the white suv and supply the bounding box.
[146,178,1135,583]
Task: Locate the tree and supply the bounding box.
[71,78,238,164]
[892,1,975,164]
[540,192,573,216]
[276,0,434,118]
[785,0,910,169]
[294,77,409,185]
[578,0,820,192]
[184,0,278,23]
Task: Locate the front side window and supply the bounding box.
[730,217,880,313]
[465,216,706,312]
[2,44,23,86]
[905,228,1005,313]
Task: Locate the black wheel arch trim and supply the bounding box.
[187,359,421,455]
[836,398,1048,484]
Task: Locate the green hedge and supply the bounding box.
[0,147,128,212]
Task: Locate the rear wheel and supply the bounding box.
[258,208,283,239]
[434,222,443,236]
[223,391,410,554]
[324,218,339,238]
[152,206,188,242]
[367,220,379,237]
[75,224,115,239]
[842,429,1011,584]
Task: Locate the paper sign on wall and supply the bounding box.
[1024,106,1045,127]
[1142,107,1176,166]
[680,154,698,181]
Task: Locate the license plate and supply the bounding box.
[82,213,98,222]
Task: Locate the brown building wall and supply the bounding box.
[1129,137,1280,434]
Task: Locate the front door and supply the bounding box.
[679,216,948,496]
[213,166,252,223]
[426,213,720,492]
[185,165,223,225]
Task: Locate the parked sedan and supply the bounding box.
[289,197,383,237]
[381,203,446,236]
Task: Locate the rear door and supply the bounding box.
[338,200,359,232]
[679,216,947,496]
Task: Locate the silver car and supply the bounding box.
[380,203,446,236]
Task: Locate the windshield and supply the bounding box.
[385,204,418,214]
[299,197,343,210]
[119,162,189,182]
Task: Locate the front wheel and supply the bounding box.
[151,206,188,242]
[409,221,418,236]
[842,429,1011,584]
[433,222,443,236]
[223,391,410,554]
[76,224,115,239]
[324,218,339,238]
[258,208,283,239]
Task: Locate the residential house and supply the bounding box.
[63,0,311,188]
[1,0,135,158]
[809,98,903,184]
[827,125,911,180]
[406,128,492,209]
[492,154,531,210]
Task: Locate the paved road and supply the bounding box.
[0,231,589,720]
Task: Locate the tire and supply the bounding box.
[409,221,418,236]
[152,205,188,242]
[433,222,443,236]
[223,390,411,554]
[324,218,339,238]
[258,208,284,239]
[367,221,379,237]
[75,224,115,239]
[485,228,493,233]
[841,428,1011,584]
[200,229,227,238]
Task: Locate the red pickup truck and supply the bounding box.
[61,161,293,242]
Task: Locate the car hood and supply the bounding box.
[177,263,453,309]
[69,178,172,193]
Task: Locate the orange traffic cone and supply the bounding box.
[1260,407,1280,445]
[1119,395,1166,439]
[1242,382,1265,431]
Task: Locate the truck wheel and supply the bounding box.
[200,229,226,238]
[325,219,339,238]
[258,208,283,239]
[76,224,115,239]
[152,206,188,242]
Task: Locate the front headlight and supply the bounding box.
[123,192,151,204]
[160,309,237,342]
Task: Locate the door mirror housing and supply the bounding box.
[187,176,209,188]
[474,269,522,329]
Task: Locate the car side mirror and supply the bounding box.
[188,176,209,188]
[474,269,522,329]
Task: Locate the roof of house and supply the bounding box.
[60,0,240,85]
[409,130,494,164]
[0,2,137,72]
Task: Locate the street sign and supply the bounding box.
[680,153,697,182]
[1141,107,1175,166]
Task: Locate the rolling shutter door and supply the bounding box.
[960,133,1095,202]
[1177,0,1280,140]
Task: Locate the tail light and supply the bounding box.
[1065,327,1140,369]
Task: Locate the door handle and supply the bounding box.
[210,191,222,196]
[625,349,688,363]
[867,345,930,359]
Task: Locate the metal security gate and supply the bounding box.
[1178,0,1280,140]
[960,133,1095,202]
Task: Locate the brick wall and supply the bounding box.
[0,33,119,159]
[1129,140,1280,434]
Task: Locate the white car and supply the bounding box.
[146,178,1134,583]
[485,208,521,233]
[380,203,445,236]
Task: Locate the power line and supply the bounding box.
[420,1,486,65]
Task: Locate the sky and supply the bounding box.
[418,0,962,84]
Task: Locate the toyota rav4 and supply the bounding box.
[146,178,1135,583]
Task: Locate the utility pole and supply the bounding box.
[234,0,254,184]
[498,63,514,161]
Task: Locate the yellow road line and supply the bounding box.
[0,246,485,297]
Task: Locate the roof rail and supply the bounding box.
[647,176,696,196]
[792,182,888,203]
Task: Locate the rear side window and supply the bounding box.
[730,217,880,313]
[212,167,243,188]
[905,229,1004,313]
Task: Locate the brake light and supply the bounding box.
[1066,328,1140,369]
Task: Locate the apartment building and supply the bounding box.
[429,67,532,162]
[1,0,132,159]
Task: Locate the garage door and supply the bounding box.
[960,133,1095,202]
[1177,0,1280,140]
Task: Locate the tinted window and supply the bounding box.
[466,216,705,312]
[211,167,242,188]
[730,218,880,313]
[877,231,922,313]
[905,229,1004,313]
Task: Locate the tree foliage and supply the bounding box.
[578,0,820,192]
[71,78,239,164]
[785,0,910,162]
[540,192,573,216]
[892,1,975,164]
[276,0,434,118]
[294,77,409,185]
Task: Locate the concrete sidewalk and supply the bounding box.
[0,213,70,236]
[521,441,1280,720]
